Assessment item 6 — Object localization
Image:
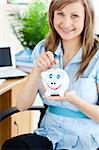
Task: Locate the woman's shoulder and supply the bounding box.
[94,36,99,59]
[92,48,99,72]
[33,39,45,52]
[31,39,45,59]
[94,48,99,60]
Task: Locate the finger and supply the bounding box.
[46,51,59,66]
[36,61,47,70]
[36,58,47,70]
[54,59,59,65]
[42,53,52,67]
[46,51,55,64]
[40,59,49,68]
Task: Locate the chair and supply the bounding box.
[0,104,48,148]
[1,104,99,150]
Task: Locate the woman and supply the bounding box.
[2,0,99,149]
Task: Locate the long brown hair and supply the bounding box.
[45,0,99,78]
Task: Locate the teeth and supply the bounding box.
[63,30,70,32]
[62,28,74,33]
[61,27,70,31]
[62,29,70,32]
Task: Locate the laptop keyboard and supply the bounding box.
[0,68,27,78]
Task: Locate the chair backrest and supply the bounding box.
[38,104,48,127]
[0,105,47,125]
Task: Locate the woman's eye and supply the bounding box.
[57,74,60,79]
[57,12,64,16]
[71,14,79,19]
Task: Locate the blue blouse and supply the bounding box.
[31,40,99,150]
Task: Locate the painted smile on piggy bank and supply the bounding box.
[41,68,70,97]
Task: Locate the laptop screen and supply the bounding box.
[0,47,12,67]
[0,46,27,78]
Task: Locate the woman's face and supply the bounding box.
[53,2,85,41]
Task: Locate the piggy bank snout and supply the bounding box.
[51,82,56,85]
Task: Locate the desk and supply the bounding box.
[0,78,26,145]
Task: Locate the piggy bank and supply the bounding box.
[41,68,70,96]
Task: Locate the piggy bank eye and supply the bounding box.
[57,74,60,79]
[49,74,53,79]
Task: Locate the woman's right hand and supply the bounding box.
[36,51,57,72]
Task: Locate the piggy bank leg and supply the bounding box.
[59,92,65,97]
[45,90,51,96]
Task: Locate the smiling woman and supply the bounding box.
[2,0,99,150]
[53,2,85,43]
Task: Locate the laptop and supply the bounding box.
[0,45,28,79]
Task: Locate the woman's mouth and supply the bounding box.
[60,27,75,34]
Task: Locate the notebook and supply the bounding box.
[0,45,28,79]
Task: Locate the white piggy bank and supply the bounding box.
[41,68,70,96]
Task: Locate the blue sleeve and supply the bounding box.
[31,39,45,67]
[96,56,99,83]
[96,63,99,83]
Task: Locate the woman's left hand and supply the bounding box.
[43,90,81,103]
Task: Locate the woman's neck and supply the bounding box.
[62,36,82,55]
[62,36,82,67]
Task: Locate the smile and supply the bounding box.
[60,27,75,34]
[47,84,61,90]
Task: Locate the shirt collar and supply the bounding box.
[54,41,62,56]
[70,47,83,64]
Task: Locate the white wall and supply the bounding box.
[92,0,99,34]
[0,2,23,51]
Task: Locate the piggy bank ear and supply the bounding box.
[41,71,47,79]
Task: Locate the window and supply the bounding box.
[92,0,99,16]
[92,0,99,34]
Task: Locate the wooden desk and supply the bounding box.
[0,78,26,145]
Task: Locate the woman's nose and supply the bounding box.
[62,17,72,27]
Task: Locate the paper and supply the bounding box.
[0,79,6,85]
